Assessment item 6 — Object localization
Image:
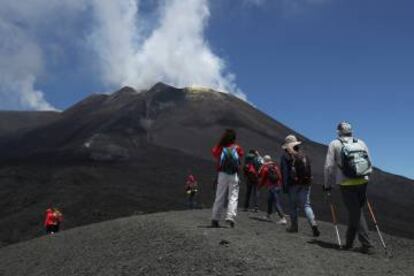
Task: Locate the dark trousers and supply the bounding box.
[267,187,285,218]
[45,224,60,234]
[340,184,372,248]
[187,192,197,209]
[244,179,259,209]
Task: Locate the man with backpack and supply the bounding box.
[324,122,374,254]
[281,135,320,237]
[243,150,263,212]
[258,155,287,225]
[211,129,244,228]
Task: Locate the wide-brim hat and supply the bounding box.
[282,134,302,150]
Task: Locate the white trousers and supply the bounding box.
[212,172,240,222]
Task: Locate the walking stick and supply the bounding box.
[327,192,342,248]
[366,199,390,256]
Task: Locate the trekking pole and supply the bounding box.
[327,192,342,248]
[366,199,389,256]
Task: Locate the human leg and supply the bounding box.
[212,172,230,222]
[226,173,240,224]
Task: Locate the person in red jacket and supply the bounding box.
[44,208,54,234]
[211,129,244,228]
[185,174,198,209]
[44,207,63,234]
[258,155,287,225]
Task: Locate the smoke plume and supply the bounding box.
[0,0,244,110]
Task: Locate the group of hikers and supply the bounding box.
[209,121,376,254]
[41,121,376,255]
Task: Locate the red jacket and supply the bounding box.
[185,175,198,190]
[44,209,63,226]
[259,162,282,188]
[212,143,244,172]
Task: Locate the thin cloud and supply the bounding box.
[0,0,88,111]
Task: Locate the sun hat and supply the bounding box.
[282,134,302,150]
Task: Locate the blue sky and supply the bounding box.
[0,0,413,179]
[207,0,414,179]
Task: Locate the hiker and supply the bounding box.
[44,207,63,234]
[281,135,320,237]
[323,122,374,254]
[185,174,198,209]
[211,129,244,228]
[243,149,263,212]
[258,155,287,225]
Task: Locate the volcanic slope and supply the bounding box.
[0,83,413,247]
[0,209,413,276]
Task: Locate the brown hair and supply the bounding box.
[218,129,236,147]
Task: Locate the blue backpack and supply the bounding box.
[220,146,240,174]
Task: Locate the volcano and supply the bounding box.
[0,82,413,247]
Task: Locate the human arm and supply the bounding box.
[280,156,289,193]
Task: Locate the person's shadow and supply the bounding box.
[249,216,272,223]
[307,240,342,251]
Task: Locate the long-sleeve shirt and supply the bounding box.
[324,136,372,188]
[280,152,293,191]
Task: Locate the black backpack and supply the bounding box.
[290,153,312,185]
[220,146,240,174]
[243,153,259,182]
[267,163,280,183]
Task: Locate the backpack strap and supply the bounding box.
[337,138,345,145]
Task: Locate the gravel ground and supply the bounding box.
[0,209,413,276]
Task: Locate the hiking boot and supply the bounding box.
[312,225,320,237]
[225,219,235,228]
[253,207,259,213]
[211,220,220,228]
[277,217,288,225]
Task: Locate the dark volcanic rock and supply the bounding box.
[0,111,60,137]
[0,210,413,276]
[0,82,413,247]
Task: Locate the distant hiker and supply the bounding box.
[185,174,198,209]
[258,155,287,225]
[211,129,244,228]
[243,149,263,212]
[281,135,320,237]
[324,122,373,254]
[44,207,63,234]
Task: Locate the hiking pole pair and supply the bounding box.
[326,191,342,248]
[366,199,390,257]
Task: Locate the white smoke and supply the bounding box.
[0,0,88,110]
[0,15,55,110]
[89,0,244,98]
[0,0,245,110]
[0,0,337,110]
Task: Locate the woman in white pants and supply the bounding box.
[211,129,244,228]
